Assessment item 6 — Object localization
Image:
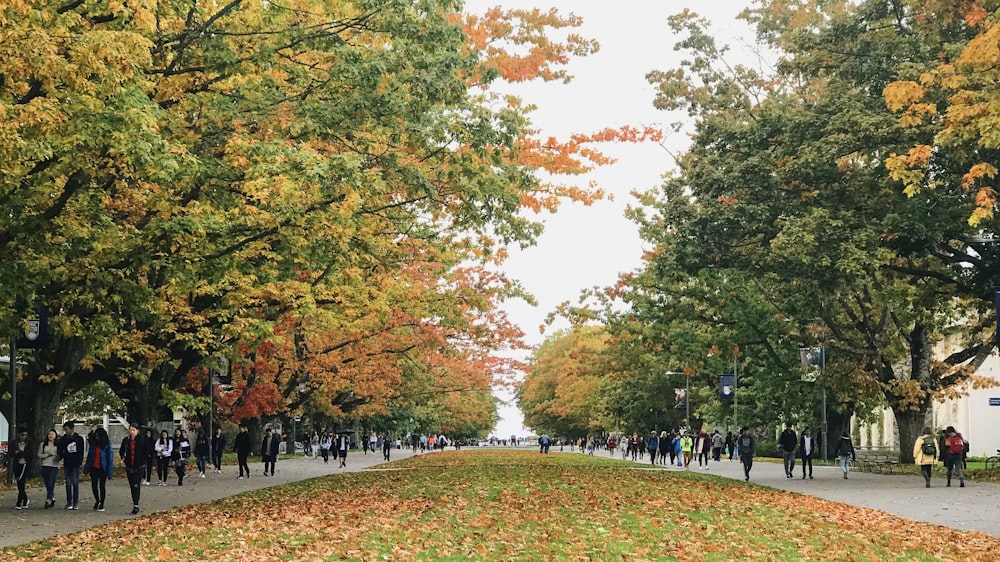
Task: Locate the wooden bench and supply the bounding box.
[853,449,900,474]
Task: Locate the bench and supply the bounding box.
[853,449,900,474]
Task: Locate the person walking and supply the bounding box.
[310,431,320,460]
[154,430,173,485]
[779,423,798,479]
[234,424,252,479]
[173,429,191,485]
[320,432,332,464]
[799,428,815,479]
[941,426,967,488]
[680,431,694,469]
[194,429,209,478]
[658,431,670,466]
[120,423,147,515]
[382,432,392,461]
[11,428,33,509]
[83,427,113,512]
[211,427,226,474]
[914,426,938,487]
[646,431,659,466]
[37,429,60,509]
[696,430,711,470]
[738,427,756,481]
[711,430,723,462]
[261,427,280,476]
[143,428,157,485]
[336,432,350,468]
[837,432,856,479]
[725,431,735,462]
[58,421,85,510]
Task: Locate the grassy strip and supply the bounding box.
[8,450,1000,560]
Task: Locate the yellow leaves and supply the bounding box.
[883,81,925,112]
[886,145,933,197]
[962,162,997,189]
[958,23,1000,72]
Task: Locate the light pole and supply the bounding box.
[664,371,690,427]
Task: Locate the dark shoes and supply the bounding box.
[131,505,140,515]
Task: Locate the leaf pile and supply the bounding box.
[9,450,1000,560]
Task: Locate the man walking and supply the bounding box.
[779,423,798,479]
[261,427,280,476]
[234,424,252,479]
[120,423,147,515]
[738,427,756,481]
[58,421,85,509]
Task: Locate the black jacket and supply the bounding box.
[779,428,797,452]
[120,436,148,470]
[58,433,86,468]
[234,431,253,456]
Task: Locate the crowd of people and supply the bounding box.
[8,422,430,515]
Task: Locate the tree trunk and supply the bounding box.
[895,408,929,464]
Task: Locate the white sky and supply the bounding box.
[468,0,757,438]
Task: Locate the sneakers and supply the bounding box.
[143,481,150,486]
[200,472,205,478]
[22,500,29,509]
[262,471,269,477]
[237,476,244,480]
[98,503,105,512]
[44,499,54,509]
[843,473,848,479]
[131,505,140,515]
[14,504,22,510]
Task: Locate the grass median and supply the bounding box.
[8,449,1000,560]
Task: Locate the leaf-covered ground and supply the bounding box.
[9,450,1000,561]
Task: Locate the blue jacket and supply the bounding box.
[83,441,114,479]
[646,435,659,451]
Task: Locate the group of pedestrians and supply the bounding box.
[914,425,968,488]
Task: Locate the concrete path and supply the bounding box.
[0,448,416,550]
[623,453,1000,538]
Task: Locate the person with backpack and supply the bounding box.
[942,426,967,488]
[913,426,938,488]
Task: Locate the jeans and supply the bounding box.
[238,453,250,477]
[197,454,208,474]
[801,455,813,477]
[213,451,223,471]
[840,455,851,473]
[42,466,58,500]
[65,464,81,506]
[782,451,796,475]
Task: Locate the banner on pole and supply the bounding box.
[16,307,48,349]
[719,374,735,400]
[799,347,823,368]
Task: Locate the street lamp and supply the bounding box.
[664,371,690,427]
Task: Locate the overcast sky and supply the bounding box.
[466,0,756,438]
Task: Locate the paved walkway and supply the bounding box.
[0,448,416,550]
[624,453,1000,538]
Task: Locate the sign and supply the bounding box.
[989,398,1000,406]
[719,374,736,400]
[16,307,48,349]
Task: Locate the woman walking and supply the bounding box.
[173,429,191,485]
[154,430,173,485]
[913,426,938,488]
[194,429,209,478]
[143,428,157,485]
[37,429,60,508]
[211,427,226,474]
[11,428,33,509]
[83,427,114,511]
[837,432,856,479]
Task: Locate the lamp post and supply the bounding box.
[664,371,690,427]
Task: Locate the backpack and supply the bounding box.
[946,435,965,455]
[920,436,936,456]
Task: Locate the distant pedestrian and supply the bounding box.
[234,424,252,479]
[738,427,756,481]
[320,432,332,463]
[539,434,551,454]
[336,433,350,467]
[942,426,967,488]
[211,427,226,474]
[11,428,33,509]
[711,430,723,462]
[310,431,320,460]
[382,432,392,461]
[913,426,937,487]
[83,427,113,511]
[646,432,658,466]
[799,428,814,479]
[173,429,191,485]
[696,430,711,469]
[194,429,209,478]
[658,431,670,465]
[725,431,735,461]
[143,428,157,485]
[120,423,147,515]
[261,427,280,476]
[154,430,173,485]
[837,432,856,480]
[368,432,378,455]
[680,432,694,469]
[37,429,60,509]
[58,421,85,509]
[779,423,798,479]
